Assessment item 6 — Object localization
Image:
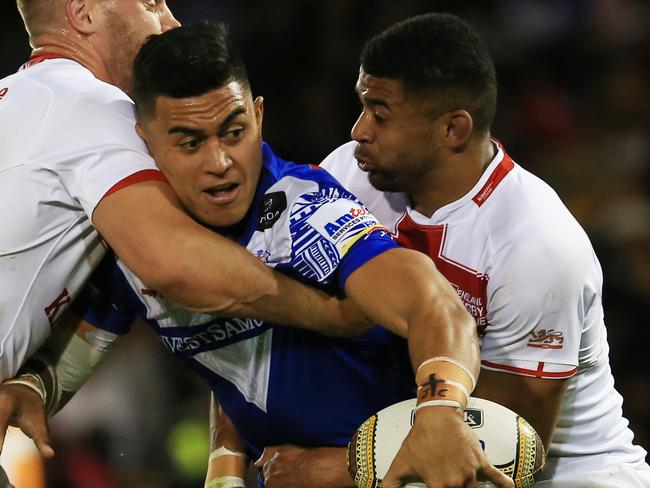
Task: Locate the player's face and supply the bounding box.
[138,81,265,228]
[351,68,444,193]
[99,0,180,95]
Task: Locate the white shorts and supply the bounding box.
[535,463,650,487]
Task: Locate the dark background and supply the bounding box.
[1,1,648,486]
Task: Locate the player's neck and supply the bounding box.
[30,34,125,94]
[409,136,495,217]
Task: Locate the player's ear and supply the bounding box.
[135,123,151,149]
[66,0,101,35]
[439,109,473,150]
[253,96,264,133]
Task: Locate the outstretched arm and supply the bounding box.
[344,247,513,488]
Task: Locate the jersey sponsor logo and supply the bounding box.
[257,191,287,231]
[527,329,564,349]
[0,87,8,100]
[464,408,484,429]
[308,202,382,254]
[158,318,269,356]
[44,288,72,326]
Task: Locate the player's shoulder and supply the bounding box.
[480,154,596,281]
[262,143,353,202]
[320,141,361,187]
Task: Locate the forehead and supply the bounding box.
[355,68,406,106]
[153,81,251,126]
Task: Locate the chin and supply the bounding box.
[368,173,404,193]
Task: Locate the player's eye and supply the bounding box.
[178,138,203,152]
[221,126,245,142]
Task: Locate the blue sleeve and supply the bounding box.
[285,168,398,288]
[336,228,397,289]
[72,255,137,335]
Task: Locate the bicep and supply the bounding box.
[473,368,568,450]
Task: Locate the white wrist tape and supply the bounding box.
[2,376,46,403]
[416,355,477,391]
[209,446,248,461]
[205,476,246,488]
[415,399,463,411]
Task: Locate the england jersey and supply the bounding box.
[80,143,413,460]
[0,56,163,379]
[322,140,650,483]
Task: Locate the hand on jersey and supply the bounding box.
[0,383,54,458]
[254,444,354,488]
[380,407,513,488]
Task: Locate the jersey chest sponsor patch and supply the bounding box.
[156,317,271,358]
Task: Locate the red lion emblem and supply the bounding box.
[527,329,564,349]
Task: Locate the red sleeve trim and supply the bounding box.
[103,169,167,199]
[481,360,577,379]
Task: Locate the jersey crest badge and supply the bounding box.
[527,329,564,349]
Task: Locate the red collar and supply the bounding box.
[19,54,67,71]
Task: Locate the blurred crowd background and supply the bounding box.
[1,0,648,486]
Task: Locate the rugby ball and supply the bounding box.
[347,397,544,488]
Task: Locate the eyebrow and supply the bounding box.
[355,86,390,110]
[364,98,390,109]
[167,107,248,136]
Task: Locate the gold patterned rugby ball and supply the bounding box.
[347,397,545,488]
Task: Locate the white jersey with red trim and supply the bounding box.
[0,57,162,380]
[322,140,650,483]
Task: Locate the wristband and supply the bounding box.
[416,356,476,391]
[205,476,246,488]
[209,446,248,461]
[415,399,463,412]
[2,375,46,403]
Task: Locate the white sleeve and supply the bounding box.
[479,232,591,379]
[35,91,162,218]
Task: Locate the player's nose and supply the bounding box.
[160,3,181,31]
[351,110,374,144]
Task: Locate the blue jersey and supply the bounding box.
[79,143,415,460]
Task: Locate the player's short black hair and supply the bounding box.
[361,13,497,132]
[133,21,249,120]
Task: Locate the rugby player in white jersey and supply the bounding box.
[319,13,650,487]
[0,20,513,488]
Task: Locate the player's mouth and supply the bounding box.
[202,183,241,205]
[354,148,375,172]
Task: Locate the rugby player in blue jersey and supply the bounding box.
[0,22,512,488]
